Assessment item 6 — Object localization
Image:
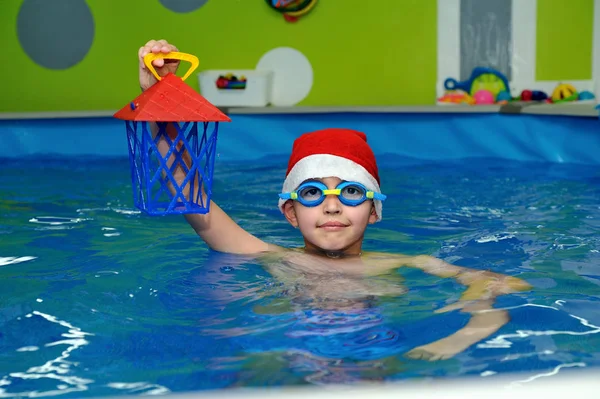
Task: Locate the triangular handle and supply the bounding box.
[144,52,199,82]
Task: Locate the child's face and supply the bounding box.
[282,176,378,255]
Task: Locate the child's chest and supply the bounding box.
[262,253,408,307]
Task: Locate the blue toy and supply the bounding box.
[445,67,511,99]
[114,52,231,216]
[579,90,595,101]
[496,91,512,103]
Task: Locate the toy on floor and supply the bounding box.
[473,89,495,105]
[444,67,510,100]
[515,84,594,103]
[551,83,578,103]
[114,51,231,216]
[519,90,548,102]
[437,90,475,105]
[578,90,595,101]
[496,91,512,104]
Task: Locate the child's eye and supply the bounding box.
[299,187,321,199]
[342,186,364,199]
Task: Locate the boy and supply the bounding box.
[137,40,531,361]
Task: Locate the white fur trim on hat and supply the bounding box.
[278,154,383,221]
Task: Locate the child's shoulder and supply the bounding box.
[361,251,419,274]
[257,247,418,276]
[362,250,414,261]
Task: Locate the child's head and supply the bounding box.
[278,128,386,255]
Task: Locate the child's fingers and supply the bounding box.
[139,43,160,69]
[138,45,150,69]
[152,45,171,66]
[139,40,179,69]
[151,40,171,54]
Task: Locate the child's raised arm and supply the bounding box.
[138,40,277,255]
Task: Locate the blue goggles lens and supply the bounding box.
[279,181,387,207]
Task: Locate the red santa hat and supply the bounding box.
[278,128,384,221]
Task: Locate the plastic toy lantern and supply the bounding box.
[114,52,231,215]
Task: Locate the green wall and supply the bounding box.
[1,0,437,113]
[536,0,594,80]
[2,0,596,114]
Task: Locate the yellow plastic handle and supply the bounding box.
[143,52,199,82]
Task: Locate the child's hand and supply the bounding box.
[138,39,180,91]
[434,274,531,314]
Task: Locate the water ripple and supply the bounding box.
[0,311,94,398]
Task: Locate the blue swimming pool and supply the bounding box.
[1,110,600,397]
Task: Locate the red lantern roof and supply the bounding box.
[114,72,231,122]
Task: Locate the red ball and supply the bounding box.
[521,90,533,101]
[216,77,227,89]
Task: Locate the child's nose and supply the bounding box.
[322,194,342,214]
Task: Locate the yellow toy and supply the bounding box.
[437,90,476,105]
[551,83,578,103]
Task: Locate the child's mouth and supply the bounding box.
[318,221,348,230]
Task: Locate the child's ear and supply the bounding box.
[283,200,299,228]
[368,204,378,224]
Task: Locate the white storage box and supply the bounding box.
[197,69,273,107]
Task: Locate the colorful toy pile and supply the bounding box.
[514,83,595,104]
[438,67,595,106]
[215,73,247,90]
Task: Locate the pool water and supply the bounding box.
[1,154,600,397]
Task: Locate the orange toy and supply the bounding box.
[437,91,475,105]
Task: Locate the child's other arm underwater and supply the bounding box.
[395,254,531,361]
[405,254,532,305]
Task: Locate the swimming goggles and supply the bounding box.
[279,181,387,207]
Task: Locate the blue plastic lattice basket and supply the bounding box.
[125,120,219,215]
